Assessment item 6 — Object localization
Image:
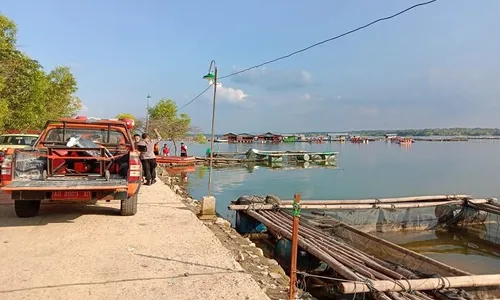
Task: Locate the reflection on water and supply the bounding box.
[376,223,500,274]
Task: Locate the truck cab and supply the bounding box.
[0,117,141,218]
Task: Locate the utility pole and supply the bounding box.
[146,94,151,133]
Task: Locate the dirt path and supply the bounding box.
[0,182,270,300]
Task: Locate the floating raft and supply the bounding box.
[196,148,339,165]
[228,195,495,211]
[239,209,500,300]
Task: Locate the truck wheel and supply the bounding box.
[15,200,41,218]
[120,194,138,216]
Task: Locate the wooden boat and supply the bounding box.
[397,137,414,145]
[155,155,196,165]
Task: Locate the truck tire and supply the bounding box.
[120,194,138,216]
[15,200,41,218]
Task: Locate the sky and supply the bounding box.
[2,0,500,134]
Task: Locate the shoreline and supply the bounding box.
[157,166,315,300]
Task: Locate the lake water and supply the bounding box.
[175,140,500,274]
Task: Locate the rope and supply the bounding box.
[292,201,302,217]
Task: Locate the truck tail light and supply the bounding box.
[1,154,13,182]
[128,152,141,183]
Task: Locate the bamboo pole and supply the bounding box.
[267,211,406,280]
[300,217,470,277]
[288,193,300,300]
[228,199,489,211]
[245,210,362,281]
[279,195,471,205]
[263,212,426,300]
[340,274,500,294]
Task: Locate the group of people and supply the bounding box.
[132,129,189,186]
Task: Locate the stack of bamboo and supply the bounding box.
[468,198,500,216]
[246,209,488,300]
[229,195,492,211]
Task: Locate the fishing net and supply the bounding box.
[303,206,443,233]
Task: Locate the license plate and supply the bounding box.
[52,191,92,200]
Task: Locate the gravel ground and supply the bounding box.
[0,181,270,300]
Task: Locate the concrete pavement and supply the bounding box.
[0,181,270,300]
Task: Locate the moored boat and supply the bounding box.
[156,155,196,165]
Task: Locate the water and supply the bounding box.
[178,140,500,273]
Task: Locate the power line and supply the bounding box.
[220,0,437,79]
[177,0,437,111]
[176,83,213,112]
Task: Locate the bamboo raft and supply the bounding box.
[243,210,500,299]
[229,195,495,211]
[229,195,500,299]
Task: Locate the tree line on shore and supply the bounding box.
[347,128,500,137]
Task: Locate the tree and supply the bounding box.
[116,113,145,133]
[148,99,191,155]
[194,133,207,144]
[0,14,80,131]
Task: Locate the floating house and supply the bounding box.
[257,132,283,143]
[385,133,398,139]
[237,133,255,143]
[282,134,298,142]
[222,133,238,143]
[327,133,349,142]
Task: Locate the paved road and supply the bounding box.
[0,182,269,300]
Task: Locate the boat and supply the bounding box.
[396,137,414,145]
[155,155,196,165]
[214,139,228,143]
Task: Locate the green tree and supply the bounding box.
[116,113,145,133]
[0,14,80,131]
[194,133,207,144]
[148,99,191,155]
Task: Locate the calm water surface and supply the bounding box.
[177,140,500,274]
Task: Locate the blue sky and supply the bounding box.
[2,0,500,133]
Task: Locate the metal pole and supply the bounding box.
[207,67,217,197]
[146,94,150,133]
[289,193,301,300]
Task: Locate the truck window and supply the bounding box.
[0,135,38,145]
[44,128,127,145]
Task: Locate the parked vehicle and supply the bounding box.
[0,117,141,218]
[0,133,39,180]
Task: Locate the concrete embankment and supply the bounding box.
[0,181,270,300]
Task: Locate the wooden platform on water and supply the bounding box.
[230,195,500,299]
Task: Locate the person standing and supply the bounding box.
[162,144,170,157]
[133,134,141,148]
[180,142,188,157]
[138,128,162,185]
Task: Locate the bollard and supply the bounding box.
[289,193,301,300]
[198,196,216,220]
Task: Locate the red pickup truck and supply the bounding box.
[1,117,142,218]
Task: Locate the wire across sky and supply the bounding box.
[176,0,437,112]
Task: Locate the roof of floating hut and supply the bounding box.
[237,133,255,138]
[223,132,237,137]
[258,132,282,137]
